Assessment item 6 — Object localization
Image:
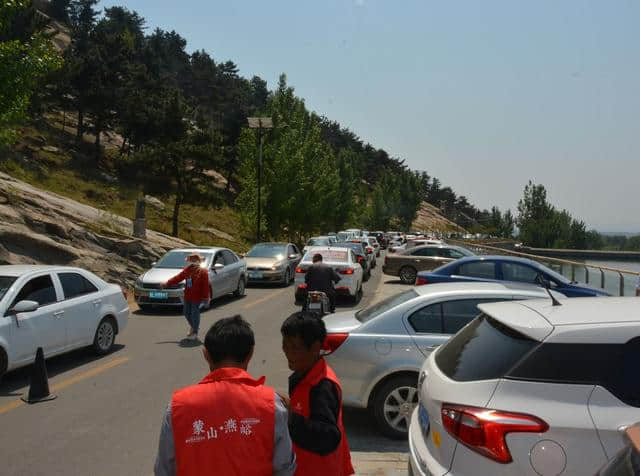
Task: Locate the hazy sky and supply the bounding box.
[100,0,640,232]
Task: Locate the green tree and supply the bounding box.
[516,181,557,247]
[0,0,62,144]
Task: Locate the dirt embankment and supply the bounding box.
[0,172,192,287]
[411,201,466,233]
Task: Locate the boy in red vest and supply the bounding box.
[154,315,296,476]
[280,311,354,476]
[161,253,210,341]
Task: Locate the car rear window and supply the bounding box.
[435,314,537,381]
[356,289,418,323]
[304,250,348,263]
[156,251,213,268]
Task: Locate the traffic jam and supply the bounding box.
[1,229,639,476]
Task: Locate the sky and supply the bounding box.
[100,0,640,232]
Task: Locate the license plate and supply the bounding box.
[418,403,430,437]
[309,302,322,310]
[149,291,168,299]
[249,272,263,279]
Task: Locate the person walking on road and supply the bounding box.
[304,253,340,313]
[280,311,354,476]
[162,254,210,340]
[154,315,296,476]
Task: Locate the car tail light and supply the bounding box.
[366,247,373,254]
[416,276,428,286]
[295,266,306,274]
[322,333,348,354]
[298,283,308,289]
[357,256,364,263]
[338,268,354,275]
[441,404,548,463]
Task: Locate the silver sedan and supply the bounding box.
[322,282,564,439]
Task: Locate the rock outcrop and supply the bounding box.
[0,172,192,287]
[411,201,466,233]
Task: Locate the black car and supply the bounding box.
[334,241,371,281]
[372,231,387,249]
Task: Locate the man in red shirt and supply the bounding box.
[280,311,354,476]
[162,254,210,341]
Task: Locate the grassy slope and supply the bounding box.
[0,113,250,252]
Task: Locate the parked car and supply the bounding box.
[244,242,301,286]
[294,246,363,304]
[388,239,406,253]
[406,238,445,249]
[337,231,357,242]
[345,228,363,237]
[350,239,376,269]
[596,423,640,476]
[383,245,474,284]
[0,265,129,378]
[409,297,640,476]
[322,282,564,439]
[366,237,381,257]
[135,247,247,311]
[335,241,371,281]
[415,255,612,297]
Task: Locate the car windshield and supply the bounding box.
[455,247,475,257]
[246,244,287,259]
[155,251,212,269]
[0,276,17,301]
[303,250,348,263]
[356,289,418,323]
[337,232,351,241]
[336,243,363,255]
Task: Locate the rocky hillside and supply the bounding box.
[412,201,466,233]
[0,172,192,288]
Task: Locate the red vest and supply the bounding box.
[290,358,355,476]
[171,368,275,476]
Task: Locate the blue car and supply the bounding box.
[415,255,611,297]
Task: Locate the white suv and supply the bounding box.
[409,297,640,476]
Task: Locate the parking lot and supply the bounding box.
[0,252,411,476]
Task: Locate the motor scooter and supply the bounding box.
[303,290,330,317]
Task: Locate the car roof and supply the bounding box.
[251,242,289,246]
[413,281,560,299]
[169,247,225,253]
[478,297,640,341]
[0,265,92,277]
[453,255,541,266]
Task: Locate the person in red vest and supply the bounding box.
[161,253,210,341]
[154,315,296,476]
[280,311,354,476]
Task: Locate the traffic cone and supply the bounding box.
[21,347,57,404]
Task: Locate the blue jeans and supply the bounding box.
[183,301,201,335]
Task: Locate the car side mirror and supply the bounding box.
[289,254,297,259]
[151,261,157,267]
[214,263,225,270]
[10,300,39,314]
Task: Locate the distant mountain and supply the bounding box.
[599,231,640,237]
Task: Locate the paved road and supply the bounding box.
[0,254,411,475]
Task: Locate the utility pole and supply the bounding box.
[247,117,273,243]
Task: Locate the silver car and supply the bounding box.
[322,282,564,439]
[134,247,247,311]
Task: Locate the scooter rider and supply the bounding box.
[304,254,340,313]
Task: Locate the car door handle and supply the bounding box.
[92,299,102,305]
[53,310,65,318]
[424,345,439,351]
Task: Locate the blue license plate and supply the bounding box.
[149,291,168,299]
[418,403,430,437]
[249,272,263,279]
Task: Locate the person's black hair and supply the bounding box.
[204,315,255,363]
[312,253,323,263]
[281,311,327,348]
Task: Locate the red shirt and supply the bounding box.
[171,368,276,476]
[290,358,354,476]
[167,266,210,303]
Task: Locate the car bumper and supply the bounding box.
[382,265,397,276]
[409,408,449,476]
[247,269,286,283]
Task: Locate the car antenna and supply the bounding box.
[544,280,562,307]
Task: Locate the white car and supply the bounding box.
[0,266,129,378]
[294,246,364,303]
[409,297,640,476]
[303,236,334,253]
[366,237,381,257]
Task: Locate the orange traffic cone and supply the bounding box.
[21,347,57,404]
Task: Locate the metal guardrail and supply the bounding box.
[449,240,640,296]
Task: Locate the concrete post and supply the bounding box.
[133,198,146,239]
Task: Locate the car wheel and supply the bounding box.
[93,318,116,355]
[281,268,291,287]
[371,375,419,439]
[234,277,246,298]
[399,266,418,284]
[0,348,7,381]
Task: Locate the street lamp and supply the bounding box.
[247,117,273,243]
